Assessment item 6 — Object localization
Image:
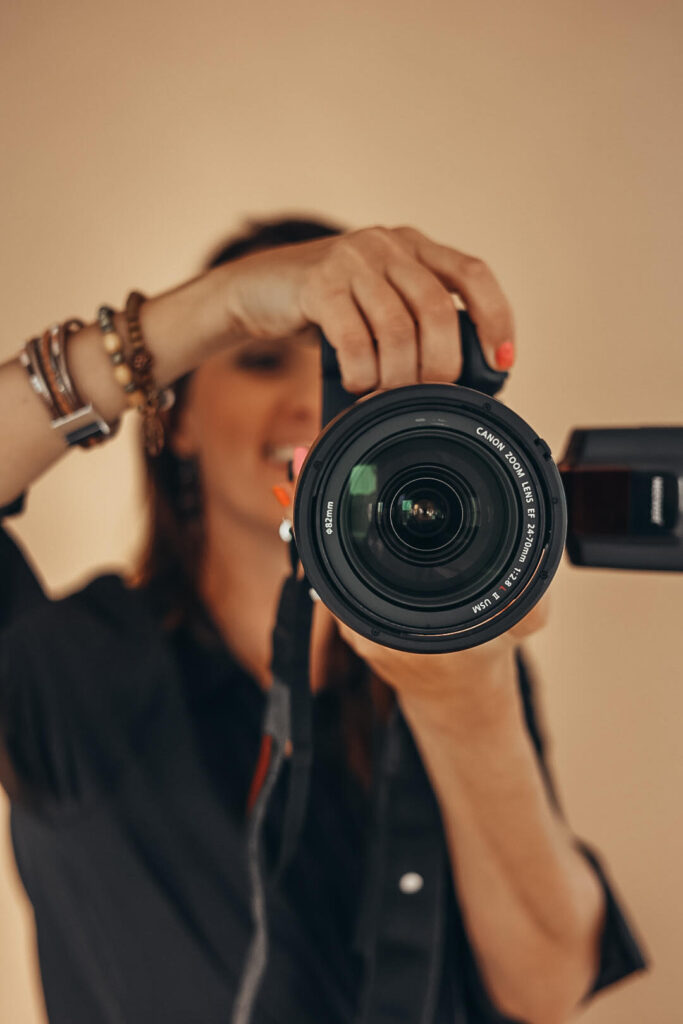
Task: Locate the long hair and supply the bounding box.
[132,215,387,786]
[133,215,343,627]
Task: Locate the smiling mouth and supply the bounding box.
[263,443,311,465]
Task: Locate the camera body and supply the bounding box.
[292,313,682,653]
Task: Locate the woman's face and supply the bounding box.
[172,328,322,536]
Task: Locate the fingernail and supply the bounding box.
[272,484,292,508]
[495,341,515,370]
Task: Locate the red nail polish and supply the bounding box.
[495,341,515,370]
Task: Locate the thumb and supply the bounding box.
[509,591,552,640]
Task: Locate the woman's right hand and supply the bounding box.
[217,226,516,394]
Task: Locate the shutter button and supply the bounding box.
[399,872,424,894]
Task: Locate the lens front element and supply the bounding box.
[390,476,461,552]
[339,432,519,608]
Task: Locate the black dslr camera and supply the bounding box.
[292,313,683,652]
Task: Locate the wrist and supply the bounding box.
[398,645,521,740]
[190,261,252,356]
[140,264,244,378]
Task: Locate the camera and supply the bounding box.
[292,313,683,653]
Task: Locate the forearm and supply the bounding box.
[0,263,236,506]
[398,650,605,1024]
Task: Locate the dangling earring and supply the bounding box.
[177,454,202,519]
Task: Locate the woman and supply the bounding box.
[0,218,647,1023]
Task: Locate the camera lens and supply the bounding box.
[388,476,462,553]
[294,384,567,652]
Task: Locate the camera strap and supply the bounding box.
[232,535,314,1024]
[269,565,314,884]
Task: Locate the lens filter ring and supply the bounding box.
[294,384,567,653]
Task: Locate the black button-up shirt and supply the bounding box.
[0,501,648,1023]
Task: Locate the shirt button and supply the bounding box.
[398,872,424,894]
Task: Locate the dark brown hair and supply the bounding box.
[132,215,344,627]
[132,214,388,787]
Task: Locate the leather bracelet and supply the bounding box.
[20,337,60,418]
[21,324,118,449]
[42,322,118,448]
[49,320,85,411]
[39,326,77,420]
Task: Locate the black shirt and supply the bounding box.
[0,503,648,1023]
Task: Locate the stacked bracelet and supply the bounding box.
[21,337,59,415]
[48,321,84,412]
[20,321,119,448]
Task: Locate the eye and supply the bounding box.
[234,348,288,373]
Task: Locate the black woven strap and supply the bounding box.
[232,556,315,1024]
[270,571,314,884]
[231,681,291,1024]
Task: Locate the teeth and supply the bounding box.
[265,444,306,462]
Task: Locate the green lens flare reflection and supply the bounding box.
[349,463,377,496]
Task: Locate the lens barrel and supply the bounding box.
[294,384,567,652]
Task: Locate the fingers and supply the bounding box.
[350,273,419,388]
[314,291,378,393]
[305,273,421,394]
[395,227,516,368]
[509,591,552,640]
[384,260,463,382]
[299,225,514,394]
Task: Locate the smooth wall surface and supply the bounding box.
[1,1,681,1021]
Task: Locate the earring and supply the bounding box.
[176,455,202,518]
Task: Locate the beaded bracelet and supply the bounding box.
[97,300,173,457]
[96,306,146,409]
[124,291,174,457]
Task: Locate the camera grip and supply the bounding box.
[320,310,508,427]
[456,309,509,397]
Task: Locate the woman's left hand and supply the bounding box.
[330,591,552,705]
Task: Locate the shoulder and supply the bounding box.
[1,572,181,808]
[2,571,176,747]
[5,570,166,661]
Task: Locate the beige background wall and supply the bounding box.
[1,1,681,1020]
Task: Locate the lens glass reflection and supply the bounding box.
[339,431,520,607]
[390,478,462,552]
